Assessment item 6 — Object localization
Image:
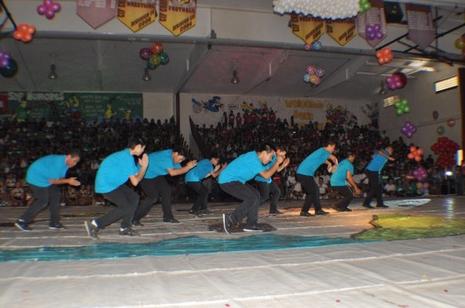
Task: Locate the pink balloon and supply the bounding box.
[52,3,61,12]
[37,4,46,14]
[45,10,55,19]
[45,0,53,5]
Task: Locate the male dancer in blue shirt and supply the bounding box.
[15,150,81,231]
[84,138,148,238]
[254,147,290,215]
[132,148,197,224]
[363,146,395,209]
[219,144,285,233]
[330,152,361,212]
[185,153,225,215]
[296,140,338,216]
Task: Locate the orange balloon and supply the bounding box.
[417,149,423,155]
[408,153,415,159]
[415,156,421,162]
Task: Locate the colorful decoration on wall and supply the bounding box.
[290,14,325,46]
[37,0,61,19]
[406,4,435,50]
[0,58,18,78]
[408,146,423,162]
[159,0,197,37]
[386,72,407,90]
[326,19,356,46]
[140,42,169,70]
[394,98,409,115]
[436,125,445,135]
[376,48,393,65]
[413,166,427,181]
[76,0,117,29]
[431,137,459,168]
[356,0,386,47]
[0,51,10,68]
[401,121,416,138]
[192,96,223,113]
[447,118,456,127]
[273,0,359,19]
[359,0,371,13]
[304,64,325,86]
[118,0,157,32]
[12,24,36,43]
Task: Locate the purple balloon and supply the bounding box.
[37,4,46,15]
[374,24,381,31]
[139,48,151,60]
[52,3,61,12]
[45,9,55,19]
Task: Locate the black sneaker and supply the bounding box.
[362,204,375,209]
[15,220,31,232]
[84,220,99,240]
[119,227,140,236]
[132,220,144,227]
[335,208,352,212]
[269,210,283,215]
[315,209,329,215]
[163,218,180,223]
[376,204,389,208]
[300,211,313,217]
[243,225,263,232]
[222,213,233,234]
[49,222,65,230]
[199,209,212,215]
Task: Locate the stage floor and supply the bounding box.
[1,197,465,307]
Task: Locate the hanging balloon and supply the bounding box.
[139,48,152,60]
[376,48,393,65]
[304,43,312,51]
[0,52,11,68]
[12,24,36,43]
[437,126,445,135]
[0,58,18,78]
[394,99,410,115]
[37,0,61,19]
[159,52,169,65]
[432,110,439,120]
[447,118,456,127]
[359,0,371,13]
[150,42,163,55]
[149,54,161,67]
[454,37,465,50]
[303,73,310,83]
[311,40,322,50]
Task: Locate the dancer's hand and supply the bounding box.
[354,187,362,196]
[67,177,81,187]
[139,153,148,168]
[187,160,197,169]
[283,158,290,168]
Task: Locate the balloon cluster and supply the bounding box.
[37,0,61,19]
[304,40,322,51]
[139,42,169,70]
[13,24,36,43]
[366,24,383,40]
[386,72,407,90]
[359,0,371,13]
[0,53,18,78]
[376,48,393,65]
[273,0,359,20]
[394,98,409,115]
[304,64,325,86]
[401,121,416,138]
[408,146,423,162]
[413,167,427,182]
[431,137,459,168]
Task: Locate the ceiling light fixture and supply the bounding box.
[231,70,239,85]
[142,68,151,81]
[48,64,57,80]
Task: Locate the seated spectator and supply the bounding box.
[318,177,328,199]
[384,180,396,196]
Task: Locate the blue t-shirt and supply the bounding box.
[219,151,267,184]
[254,155,277,184]
[297,147,330,176]
[185,159,213,183]
[144,149,181,179]
[26,155,68,187]
[95,149,139,194]
[330,159,354,187]
[366,151,389,173]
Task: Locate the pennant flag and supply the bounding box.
[77,0,117,29]
[290,14,325,45]
[326,19,356,46]
[117,0,157,32]
[356,0,386,48]
[159,0,197,37]
[406,4,435,50]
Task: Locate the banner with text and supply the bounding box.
[159,0,196,36]
[77,0,117,29]
[117,0,157,32]
[290,14,325,45]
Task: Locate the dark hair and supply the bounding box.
[67,149,81,158]
[209,151,220,160]
[171,146,184,155]
[325,139,337,147]
[128,137,146,149]
[255,143,274,153]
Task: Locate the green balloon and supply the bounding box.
[404,105,410,113]
[396,108,403,116]
[147,61,158,70]
[159,52,169,65]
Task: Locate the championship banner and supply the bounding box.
[290,14,325,45]
[406,4,435,50]
[77,0,117,29]
[117,0,157,32]
[356,0,386,48]
[326,19,356,46]
[159,0,197,37]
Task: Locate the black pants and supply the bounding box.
[296,174,321,212]
[332,186,353,210]
[188,181,210,212]
[363,170,384,207]
[220,182,260,227]
[95,184,139,229]
[256,181,281,212]
[134,176,173,221]
[20,184,61,225]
